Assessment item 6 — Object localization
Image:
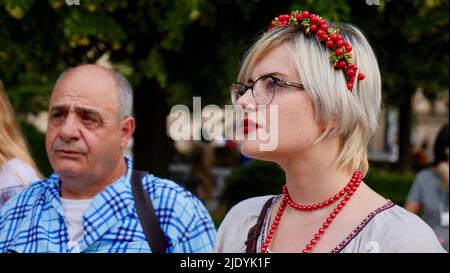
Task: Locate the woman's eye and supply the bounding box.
[273,78,284,87]
[264,78,277,89]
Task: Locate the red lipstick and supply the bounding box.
[242,118,259,134]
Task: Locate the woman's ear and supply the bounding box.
[330,115,340,129]
[320,115,339,135]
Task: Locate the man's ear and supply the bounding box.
[120,116,136,149]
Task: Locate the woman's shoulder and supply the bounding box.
[221,195,278,227]
[0,158,39,189]
[381,205,441,236]
[216,195,276,253]
[354,203,446,253]
[228,195,276,214]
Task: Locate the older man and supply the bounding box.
[0,64,216,253]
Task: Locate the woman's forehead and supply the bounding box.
[250,44,298,81]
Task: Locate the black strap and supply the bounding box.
[245,197,275,253]
[131,170,166,253]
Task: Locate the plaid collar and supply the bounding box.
[43,157,135,250]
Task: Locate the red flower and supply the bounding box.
[336,40,345,48]
[266,10,365,92]
[326,40,334,48]
[338,60,347,69]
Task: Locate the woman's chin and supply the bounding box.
[240,140,276,161]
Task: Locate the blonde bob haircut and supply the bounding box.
[237,23,381,176]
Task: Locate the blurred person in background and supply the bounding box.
[411,141,431,172]
[406,123,449,251]
[0,81,41,209]
[188,128,215,207]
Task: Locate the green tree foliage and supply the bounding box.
[350,0,448,170]
[0,0,447,175]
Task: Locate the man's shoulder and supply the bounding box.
[142,174,193,198]
[140,173,216,252]
[141,174,204,212]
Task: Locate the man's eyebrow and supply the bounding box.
[74,106,103,119]
[49,104,69,114]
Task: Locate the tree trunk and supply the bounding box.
[133,78,169,177]
[397,87,414,172]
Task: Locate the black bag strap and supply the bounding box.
[131,170,166,253]
[245,196,275,253]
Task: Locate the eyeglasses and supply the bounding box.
[230,75,304,106]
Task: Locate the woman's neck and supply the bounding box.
[277,137,354,205]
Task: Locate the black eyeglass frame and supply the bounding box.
[230,75,305,106]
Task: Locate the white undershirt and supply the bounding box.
[60,197,92,243]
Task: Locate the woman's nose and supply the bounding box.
[236,89,257,111]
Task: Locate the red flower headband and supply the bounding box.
[268,10,365,91]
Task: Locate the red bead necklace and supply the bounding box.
[260,170,362,253]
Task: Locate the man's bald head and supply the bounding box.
[54,64,133,119]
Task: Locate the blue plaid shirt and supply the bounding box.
[0,157,216,253]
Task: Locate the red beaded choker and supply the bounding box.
[267,10,365,92]
[261,170,363,253]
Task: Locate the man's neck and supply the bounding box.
[60,159,128,199]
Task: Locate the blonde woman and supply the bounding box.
[216,10,445,253]
[0,82,41,208]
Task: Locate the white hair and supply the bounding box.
[111,70,133,119]
[238,23,381,176]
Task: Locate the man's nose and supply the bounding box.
[58,114,81,142]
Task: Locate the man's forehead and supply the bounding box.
[51,73,118,108]
[50,103,101,113]
[55,65,116,93]
[49,87,115,111]
[51,86,111,100]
